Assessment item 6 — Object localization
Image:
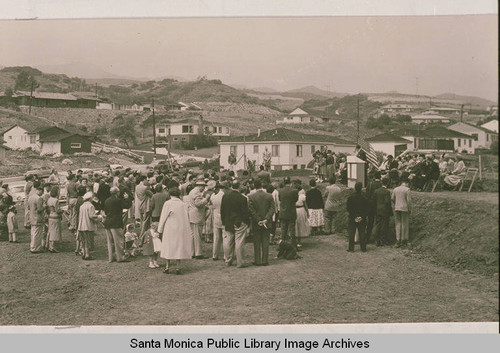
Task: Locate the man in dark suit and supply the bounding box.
[346,182,368,252]
[220,180,250,268]
[248,179,275,266]
[373,178,393,246]
[103,187,132,263]
[278,177,299,250]
[365,171,382,243]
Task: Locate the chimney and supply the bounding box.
[257,128,261,137]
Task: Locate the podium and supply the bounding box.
[347,155,366,188]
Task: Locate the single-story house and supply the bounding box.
[276,108,326,124]
[481,119,498,133]
[155,116,230,148]
[393,126,475,153]
[380,104,414,115]
[14,91,102,108]
[219,127,356,171]
[447,122,497,150]
[39,133,91,155]
[365,133,412,157]
[411,114,452,124]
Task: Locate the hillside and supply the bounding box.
[285,85,348,99]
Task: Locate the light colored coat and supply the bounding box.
[324,184,342,212]
[28,193,44,225]
[78,201,98,231]
[392,184,411,212]
[187,187,208,224]
[158,197,193,259]
[210,190,224,229]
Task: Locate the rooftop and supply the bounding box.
[220,127,355,145]
[365,133,412,143]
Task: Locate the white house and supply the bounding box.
[481,119,498,133]
[365,133,412,157]
[276,108,326,124]
[155,117,230,148]
[411,114,451,124]
[96,102,113,110]
[380,104,414,115]
[1,125,33,150]
[219,127,356,171]
[447,122,497,150]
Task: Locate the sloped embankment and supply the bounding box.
[331,189,498,276]
[409,193,498,276]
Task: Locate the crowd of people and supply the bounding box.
[0,153,421,273]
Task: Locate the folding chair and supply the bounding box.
[459,168,479,192]
[424,179,439,192]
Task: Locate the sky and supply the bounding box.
[0,15,497,101]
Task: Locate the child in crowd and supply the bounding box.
[7,206,18,243]
[124,223,139,257]
[141,222,161,268]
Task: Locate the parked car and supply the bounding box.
[24,168,52,180]
[10,184,26,203]
[109,164,124,172]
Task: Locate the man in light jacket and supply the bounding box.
[392,176,411,247]
[187,179,209,259]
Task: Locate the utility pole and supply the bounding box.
[243,134,247,170]
[356,95,360,144]
[460,104,464,122]
[29,79,34,115]
[95,83,98,99]
[152,97,157,158]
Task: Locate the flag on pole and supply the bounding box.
[357,138,379,170]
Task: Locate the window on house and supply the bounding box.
[458,139,461,147]
[158,128,165,134]
[30,136,36,144]
[253,145,259,154]
[469,139,472,147]
[218,127,222,133]
[182,125,189,133]
[70,143,81,149]
[272,145,280,157]
[8,136,12,139]
[181,137,186,141]
[471,133,478,141]
[173,137,178,141]
[293,165,298,169]
[230,145,237,157]
[296,145,303,157]
[486,134,489,141]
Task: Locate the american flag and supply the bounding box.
[358,138,380,170]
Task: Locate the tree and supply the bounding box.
[14,70,39,91]
[110,115,138,148]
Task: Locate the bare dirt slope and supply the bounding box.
[0,194,497,325]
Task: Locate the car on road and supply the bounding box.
[24,168,52,180]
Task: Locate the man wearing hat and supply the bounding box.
[187,177,210,259]
[78,192,100,260]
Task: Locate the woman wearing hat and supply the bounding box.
[77,192,100,260]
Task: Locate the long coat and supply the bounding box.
[158,197,193,260]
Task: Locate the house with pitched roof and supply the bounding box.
[447,122,497,150]
[365,133,412,157]
[276,108,326,124]
[480,119,498,133]
[393,126,474,154]
[219,127,356,170]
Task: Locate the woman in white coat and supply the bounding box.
[158,187,193,274]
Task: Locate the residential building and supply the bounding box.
[395,126,474,154]
[380,104,414,115]
[411,114,452,124]
[219,127,356,171]
[365,133,412,157]
[155,117,230,148]
[447,122,497,150]
[14,91,102,108]
[481,119,498,133]
[39,133,91,155]
[276,108,326,124]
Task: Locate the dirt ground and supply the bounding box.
[0,198,498,326]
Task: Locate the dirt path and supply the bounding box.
[1,226,497,325]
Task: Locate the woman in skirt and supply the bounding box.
[46,186,63,253]
[294,183,310,249]
[305,179,325,236]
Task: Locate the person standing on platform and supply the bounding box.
[248,179,274,266]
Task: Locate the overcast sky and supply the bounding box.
[0,15,497,101]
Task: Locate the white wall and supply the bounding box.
[40,142,61,155]
[220,142,356,170]
[96,102,113,110]
[448,123,495,149]
[453,137,474,154]
[3,126,31,150]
